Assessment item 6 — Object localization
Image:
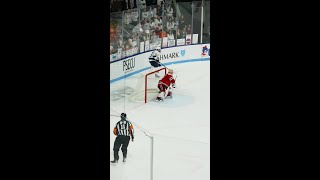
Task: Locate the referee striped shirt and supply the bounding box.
[113,120,134,139]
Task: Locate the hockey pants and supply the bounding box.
[113,135,130,160]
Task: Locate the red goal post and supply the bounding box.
[144,67,167,103]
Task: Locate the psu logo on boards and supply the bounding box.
[123,57,135,72]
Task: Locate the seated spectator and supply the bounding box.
[159,30,167,38]
[174,17,179,29]
[149,17,156,30]
[145,29,150,40]
[131,34,138,47]
[141,17,146,25]
[117,40,123,50]
[127,0,137,9]
[166,17,174,31]
[181,27,186,38]
[140,18,147,30]
[166,4,174,19]
[167,29,175,40]
[186,24,192,34]
[153,24,161,34]
[140,31,146,42]
[178,15,185,30]
[154,16,162,27]
[132,23,142,34]
[176,28,185,39]
[150,31,159,43]
[125,43,130,51]
[152,6,158,18]
[172,18,176,28]
[162,15,167,23]
[138,0,146,9]
[124,11,132,25]
[156,5,162,17]
[141,8,150,20]
[125,38,133,49]
[131,9,139,25]
[176,28,182,39]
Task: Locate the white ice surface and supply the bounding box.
[110,61,210,180]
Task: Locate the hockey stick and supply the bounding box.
[158,61,169,69]
[171,75,177,89]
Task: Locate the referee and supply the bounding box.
[111,113,134,163]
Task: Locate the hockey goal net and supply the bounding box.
[129,67,167,103]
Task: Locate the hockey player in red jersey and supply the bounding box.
[156,69,176,101]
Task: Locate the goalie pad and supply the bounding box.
[158,91,165,99]
[157,87,170,100]
[157,83,176,101]
[164,85,174,98]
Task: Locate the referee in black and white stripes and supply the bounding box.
[111,113,134,164]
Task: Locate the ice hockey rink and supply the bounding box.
[110,60,210,180]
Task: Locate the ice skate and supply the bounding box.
[110,159,118,164]
[156,97,163,101]
[123,157,126,163]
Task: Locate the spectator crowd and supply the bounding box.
[110,0,194,60]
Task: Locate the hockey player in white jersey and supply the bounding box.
[148,47,162,78]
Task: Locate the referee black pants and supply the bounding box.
[113,135,130,161]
